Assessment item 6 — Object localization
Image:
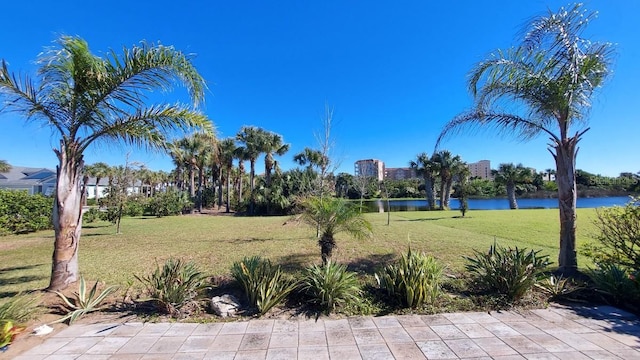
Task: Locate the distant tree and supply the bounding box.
[0,36,210,290]
[410,152,437,210]
[84,162,111,202]
[432,150,463,210]
[436,4,613,273]
[218,137,237,213]
[493,163,532,209]
[236,126,266,215]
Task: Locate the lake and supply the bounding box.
[363,196,632,212]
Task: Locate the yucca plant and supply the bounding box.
[588,263,640,305]
[299,261,361,314]
[535,275,583,300]
[465,242,550,302]
[54,276,117,324]
[375,248,444,308]
[135,258,209,317]
[0,293,41,325]
[231,256,296,316]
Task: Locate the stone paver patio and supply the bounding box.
[11,304,640,359]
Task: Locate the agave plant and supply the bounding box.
[54,276,117,324]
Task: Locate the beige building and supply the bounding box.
[384,167,417,180]
[468,160,492,179]
[354,159,385,181]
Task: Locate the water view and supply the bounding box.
[364,196,632,212]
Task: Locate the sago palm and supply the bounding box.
[301,196,372,264]
[436,4,613,273]
[0,36,211,290]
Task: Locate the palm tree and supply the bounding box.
[218,137,237,213]
[84,162,111,202]
[492,163,532,209]
[436,4,613,273]
[300,196,372,264]
[262,131,289,188]
[409,152,437,210]
[0,36,210,290]
[234,145,250,205]
[432,150,462,210]
[236,126,266,214]
[0,160,11,172]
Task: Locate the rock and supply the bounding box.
[210,294,241,317]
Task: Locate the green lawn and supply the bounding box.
[0,208,601,299]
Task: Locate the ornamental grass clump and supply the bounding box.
[375,248,444,308]
[299,261,361,314]
[465,242,550,302]
[135,258,209,317]
[231,256,296,316]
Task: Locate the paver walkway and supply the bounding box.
[12,304,640,359]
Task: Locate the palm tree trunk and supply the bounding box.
[238,162,244,204]
[48,143,85,291]
[217,171,223,210]
[425,176,436,210]
[445,179,454,209]
[319,234,335,265]
[507,183,518,209]
[439,178,447,210]
[249,159,256,215]
[225,166,231,213]
[554,138,579,274]
[197,167,204,212]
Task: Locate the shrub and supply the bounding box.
[376,248,444,308]
[82,208,102,223]
[299,261,361,314]
[135,258,209,317]
[465,242,550,302]
[54,276,117,324]
[231,256,296,316]
[0,189,52,235]
[588,263,640,306]
[585,198,640,271]
[0,293,41,325]
[145,190,192,217]
[125,196,147,217]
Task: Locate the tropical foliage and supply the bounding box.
[492,163,533,209]
[0,35,211,290]
[300,196,372,264]
[0,189,52,235]
[299,261,361,314]
[54,276,117,324]
[437,4,614,273]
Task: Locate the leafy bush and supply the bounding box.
[588,263,640,306]
[231,256,296,316]
[82,208,103,223]
[299,261,361,314]
[125,196,147,217]
[0,189,52,235]
[135,258,209,317]
[585,198,640,271]
[465,242,550,302]
[54,276,117,324]
[0,293,41,325]
[376,248,444,308]
[145,190,192,217]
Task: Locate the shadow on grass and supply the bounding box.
[0,263,47,273]
[346,253,397,275]
[398,217,451,222]
[276,253,317,272]
[83,223,112,229]
[0,275,47,286]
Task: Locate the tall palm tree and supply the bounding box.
[432,150,462,210]
[409,152,437,210]
[236,126,266,214]
[300,196,372,264]
[234,145,250,205]
[492,163,532,209]
[0,160,11,172]
[436,4,613,273]
[262,131,289,188]
[0,36,211,290]
[218,137,237,213]
[84,162,111,202]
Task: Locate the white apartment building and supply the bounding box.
[468,160,492,179]
[354,159,385,182]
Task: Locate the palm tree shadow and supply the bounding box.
[399,217,449,222]
[346,253,397,275]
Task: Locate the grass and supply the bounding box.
[0,208,601,300]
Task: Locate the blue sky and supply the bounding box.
[1,1,638,176]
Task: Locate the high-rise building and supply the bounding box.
[354,159,385,181]
[384,167,417,180]
[468,160,492,179]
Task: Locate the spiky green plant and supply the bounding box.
[535,275,582,300]
[299,261,361,314]
[231,256,296,316]
[54,276,117,324]
[588,263,640,305]
[465,243,550,302]
[0,293,41,325]
[135,258,209,317]
[376,248,444,308]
